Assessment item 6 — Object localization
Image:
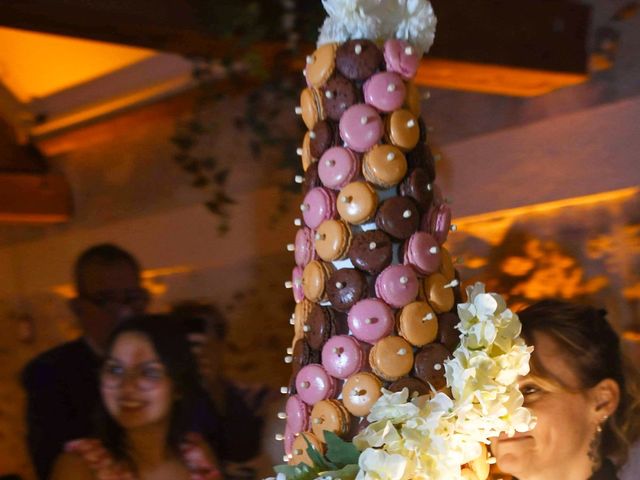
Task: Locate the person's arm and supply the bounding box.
[49,452,94,480]
[22,362,74,480]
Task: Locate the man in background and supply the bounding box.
[172,302,275,479]
[22,244,149,479]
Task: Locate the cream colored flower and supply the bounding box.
[356,448,408,480]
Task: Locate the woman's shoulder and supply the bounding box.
[49,450,95,480]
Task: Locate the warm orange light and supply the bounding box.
[0,26,155,102]
[50,265,194,298]
[416,58,588,97]
[455,187,640,244]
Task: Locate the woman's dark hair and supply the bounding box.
[95,314,204,465]
[519,299,640,465]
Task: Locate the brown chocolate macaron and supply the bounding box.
[321,73,359,121]
[398,167,435,213]
[406,143,436,180]
[348,230,393,275]
[310,120,339,160]
[336,39,383,81]
[305,304,333,350]
[326,268,369,312]
[438,312,461,352]
[375,196,420,240]
[413,343,451,390]
[292,338,319,378]
[388,376,430,398]
[302,161,322,195]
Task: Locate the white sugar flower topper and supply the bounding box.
[318,0,437,56]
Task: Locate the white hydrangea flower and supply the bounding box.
[317,0,385,45]
[368,388,421,423]
[388,0,437,55]
[356,448,409,480]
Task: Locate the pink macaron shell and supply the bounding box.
[284,424,296,456]
[383,39,421,80]
[295,364,337,405]
[424,204,452,245]
[363,72,407,113]
[285,394,310,434]
[339,104,384,153]
[318,147,359,190]
[404,231,442,276]
[294,227,316,267]
[321,335,365,379]
[292,266,305,303]
[302,187,337,229]
[375,264,419,308]
[347,298,395,344]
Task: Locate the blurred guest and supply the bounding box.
[50,315,220,479]
[491,300,640,480]
[171,302,276,479]
[22,244,149,479]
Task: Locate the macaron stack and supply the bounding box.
[280,36,462,465]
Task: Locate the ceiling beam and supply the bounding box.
[0,0,591,73]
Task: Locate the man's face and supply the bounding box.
[73,261,149,351]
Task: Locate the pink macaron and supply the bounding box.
[285,394,310,435]
[318,147,360,190]
[294,227,316,268]
[339,104,384,153]
[375,264,419,308]
[363,72,407,113]
[347,298,395,344]
[422,204,452,245]
[301,187,337,229]
[404,231,442,276]
[292,266,305,303]
[383,39,421,80]
[295,364,337,406]
[321,335,365,379]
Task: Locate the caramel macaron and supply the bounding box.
[423,272,455,313]
[289,431,325,466]
[342,372,383,417]
[337,181,378,225]
[362,144,408,189]
[404,81,422,117]
[369,336,414,381]
[310,399,351,442]
[385,109,420,152]
[293,300,313,345]
[439,246,456,282]
[396,301,439,347]
[302,260,335,302]
[300,87,325,130]
[301,130,315,171]
[305,43,338,88]
[314,219,352,262]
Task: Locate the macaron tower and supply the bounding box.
[278,0,462,468]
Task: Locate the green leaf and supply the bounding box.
[319,464,360,480]
[303,436,336,471]
[324,432,362,467]
[273,462,317,480]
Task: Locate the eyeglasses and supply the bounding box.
[100,360,167,391]
[81,288,150,311]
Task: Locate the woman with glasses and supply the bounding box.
[49,315,221,480]
[491,300,640,480]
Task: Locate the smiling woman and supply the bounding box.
[491,300,640,480]
[49,315,221,480]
